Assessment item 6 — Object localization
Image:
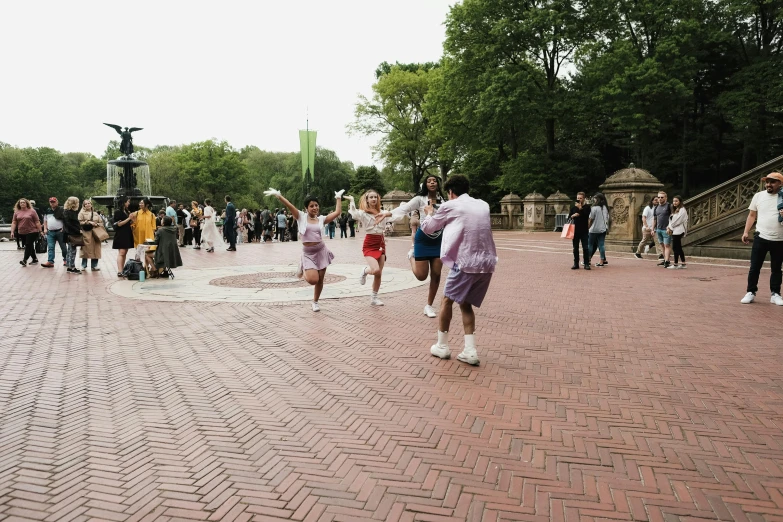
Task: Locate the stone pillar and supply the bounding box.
[599,163,664,251]
[500,193,523,229]
[381,190,415,237]
[546,191,572,230]
[522,192,547,231]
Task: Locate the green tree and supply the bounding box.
[350,165,386,195]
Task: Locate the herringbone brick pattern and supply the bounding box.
[1,232,781,521]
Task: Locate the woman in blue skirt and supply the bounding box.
[392,175,446,318]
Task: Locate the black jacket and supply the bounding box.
[569,204,591,235]
[63,209,81,236]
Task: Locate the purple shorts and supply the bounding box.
[444,265,493,308]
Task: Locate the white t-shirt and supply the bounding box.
[749,191,783,241]
[642,206,655,229]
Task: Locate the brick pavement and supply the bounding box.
[1,232,782,522]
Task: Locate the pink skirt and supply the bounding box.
[301,242,334,271]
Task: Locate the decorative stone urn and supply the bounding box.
[500,193,523,229]
[546,191,572,230]
[599,163,664,250]
[381,190,415,236]
[522,192,547,231]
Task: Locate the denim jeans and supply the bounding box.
[81,258,99,269]
[747,233,783,295]
[47,229,67,263]
[66,243,78,268]
[588,232,606,262]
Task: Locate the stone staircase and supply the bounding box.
[682,154,783,258]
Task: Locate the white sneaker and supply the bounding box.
[740,292,755,304]
[407,249,414,260]
[771,293,783,306]
[312,302,320,312]
[370,296,384,306]
[359,268,367,285]
[430,344,451,359]
[457,349,480,366]
[423,305,437,318]
[677,265,687,269]
[667,264,678,269]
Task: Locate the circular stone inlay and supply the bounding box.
[209,272,346,289]
[108,264,427,303]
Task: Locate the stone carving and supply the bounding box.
[535,207,542,218]
[527,208,533,219]
[610,197,629,225]
[688,178,760,230]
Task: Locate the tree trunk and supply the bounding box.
[411,161,419,193]
[545,118,555,159]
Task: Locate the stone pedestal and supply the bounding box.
[546,191,572,230]
[599,164,664,251]
[500,193,523,229]
[381,190,415,237]
[522,193,547,231]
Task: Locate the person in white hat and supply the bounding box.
[741,171,783,305]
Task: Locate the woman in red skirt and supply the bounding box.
[347,190,401,306]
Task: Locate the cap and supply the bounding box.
[49,197,58,202]
[761,172,783,183]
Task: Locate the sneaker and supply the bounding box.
[601,260,608,265]
[430,344,451,359]
[658,254,664,260]
[92,267,100,271]
[596,262,604,267]
[634,253,642,259]
[571,264,579,269]
[359,268,367,285]
[677,265,687,269]
[424,305,437,318]
[29,260,38,265]
[19,260,27,267]
[457,349,480,366]
[584,265,591,270]
[41,262,54,268]
[371,296,384,306]
[740,292,755,304]
[667,264,678,269]
[772,293,783,306]
[407,248,414,260]
[657,260,666,266]
[312,302,320,312]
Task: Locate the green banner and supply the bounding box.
[299,130,317,180]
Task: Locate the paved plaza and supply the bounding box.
[1,232,781,522]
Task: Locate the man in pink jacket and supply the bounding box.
[419,174,498,365]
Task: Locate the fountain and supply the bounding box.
[91,124,168,214]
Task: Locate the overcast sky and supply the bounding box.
[1,0,454,167]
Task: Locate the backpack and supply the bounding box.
[122,259,144,280]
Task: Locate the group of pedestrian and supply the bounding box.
[569,192,612,269]
[633,191,689,269]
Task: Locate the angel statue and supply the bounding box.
[103,123,143,156]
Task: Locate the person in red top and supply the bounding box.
[11,198,43,267]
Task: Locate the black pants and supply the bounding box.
[184,228,193,245]
[572,231,588,265]
[349,225,355,237]
[193,227,201,245]
[672,234,686,264]
[23,232,39,262]
[340,226,347,238]
[747,234,783,295]
[225,221,236,248]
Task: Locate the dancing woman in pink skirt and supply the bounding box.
[266,188,344,312]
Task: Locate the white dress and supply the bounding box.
[200,206,223,245]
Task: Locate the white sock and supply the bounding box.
[464,334,476,352]
[438,331,449,347]
[372,292,378,298]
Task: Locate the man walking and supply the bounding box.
[569,192,591,270]
[40,197,67,268]
[422,175,497,366]
[653,191,673,268]
[225,196,237,251]
[276,210,287,242]
[741,172,783,305]
[635,196,660,259]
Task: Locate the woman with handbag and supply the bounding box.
[11,198,43,267]
[78,199,103,271]
[63,197,82,274]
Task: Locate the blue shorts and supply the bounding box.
[656,229,671,245]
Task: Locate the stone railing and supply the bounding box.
[682,154,783,247]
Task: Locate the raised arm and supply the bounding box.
[265,189,300,220]
[324,190,345,224]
